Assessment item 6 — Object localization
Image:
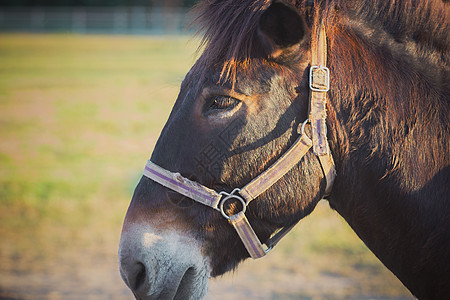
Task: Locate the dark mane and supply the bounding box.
[192,0,270,80]
[325,0,449,172]
[193,0,449,81]
[192,0,315,78]
[348,1,449,58]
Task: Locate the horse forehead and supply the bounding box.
[188,58,291,94]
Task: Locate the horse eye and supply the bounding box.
[209,95,240,111]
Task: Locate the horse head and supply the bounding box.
[119,2,328,298]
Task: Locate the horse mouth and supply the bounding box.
[123,262,210,300]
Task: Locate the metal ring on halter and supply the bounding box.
[219,188,247,220]
[301,118,309,136]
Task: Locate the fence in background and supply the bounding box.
[0,6,191,35]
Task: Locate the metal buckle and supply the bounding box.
[309,65,330,92]
[219,188,247,220]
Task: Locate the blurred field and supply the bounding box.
[0,34,414,299]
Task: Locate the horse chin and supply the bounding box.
[119,223,210,300]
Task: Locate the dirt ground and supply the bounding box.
[0,204,414,300]
[0,243,414,300]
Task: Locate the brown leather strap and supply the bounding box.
[309,21,330,156]
[311,21,327,66]
[264,220,300,250]
[309,21,335,195]
[143,161,222,209]
[240,133,313,202]
[317,150,335,196]
[229,211,267,259]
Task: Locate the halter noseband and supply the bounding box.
[142,22,335,259]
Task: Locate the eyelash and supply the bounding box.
[209,95,240,111]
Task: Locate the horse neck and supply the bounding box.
[323,9,450,298]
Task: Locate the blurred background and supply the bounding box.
[0,0,196,35]
[0,1,414,299]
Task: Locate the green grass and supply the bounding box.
[0,34,197,228]
[0,34,412,299]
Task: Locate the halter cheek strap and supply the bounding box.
[142,22,335,259]
[309,21,336,196]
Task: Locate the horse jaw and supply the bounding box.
[119,222,210,300]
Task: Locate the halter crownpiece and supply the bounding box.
[142,22,335,259]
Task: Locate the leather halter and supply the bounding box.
[142,22,335,259]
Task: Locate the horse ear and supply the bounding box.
[258,1,306,58]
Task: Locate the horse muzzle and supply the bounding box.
[118,221,210,300]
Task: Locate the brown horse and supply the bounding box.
[118,0,449,299]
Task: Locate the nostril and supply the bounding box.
[133,262,147,291]
[174,267,196,300]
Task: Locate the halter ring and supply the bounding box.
[219,188,247,220]
[301,118,309,136]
